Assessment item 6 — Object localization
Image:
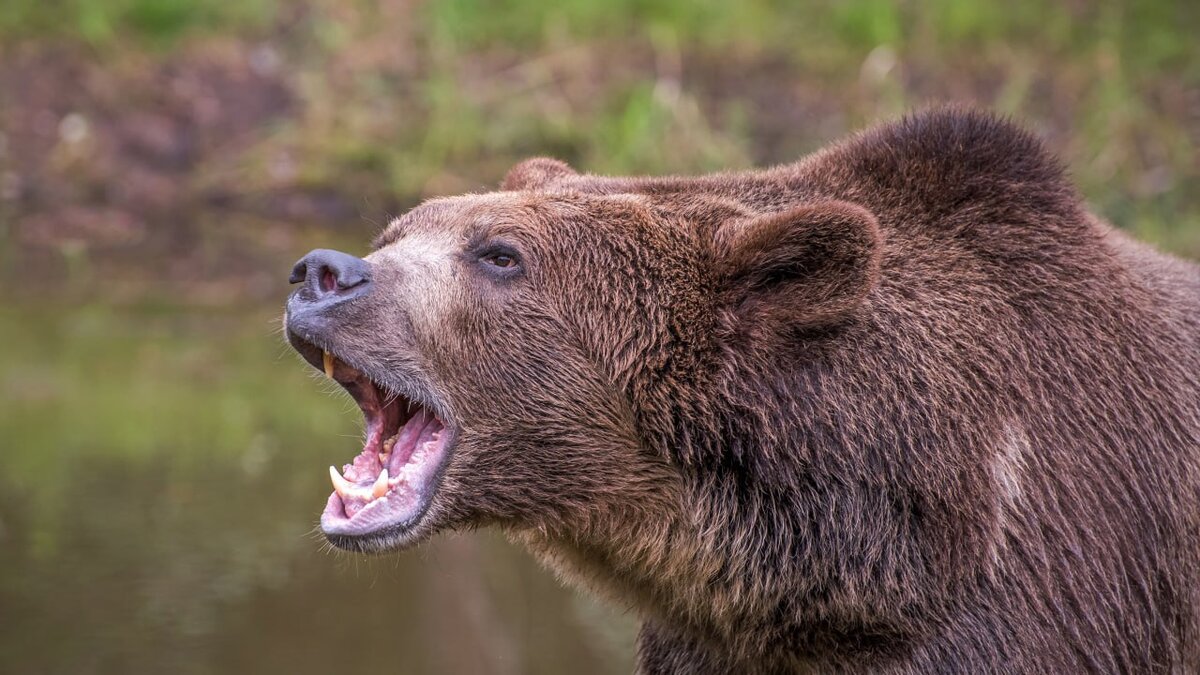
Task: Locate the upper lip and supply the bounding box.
[286,327,334,374]
[287,330,380,391]
[286,329,451,433]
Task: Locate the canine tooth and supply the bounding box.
[372,469,389,499]
[329,466,355,497]
[323,351,335,378]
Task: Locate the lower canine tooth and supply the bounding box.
[372,469,389,499]
[323,351,335,378]
[329,466,356,497]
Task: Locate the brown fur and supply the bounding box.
[298,107,1200,673]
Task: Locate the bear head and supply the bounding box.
[284,161,881,555]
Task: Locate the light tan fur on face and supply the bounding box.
[367,229,460,328]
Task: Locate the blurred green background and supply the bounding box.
[0,1,1196,673]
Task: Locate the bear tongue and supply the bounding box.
[388,415,442,477]
[383,408,436,472]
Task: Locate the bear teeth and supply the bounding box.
[328,465,356,497]
[372,469,390,499]
[323,351,335,378]
[329,465,391,503]
[379,434,397,464]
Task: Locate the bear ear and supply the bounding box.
[501,157,578,191]
[714,201,881,331]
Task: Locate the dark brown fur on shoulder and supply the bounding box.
[288,107,1200,673]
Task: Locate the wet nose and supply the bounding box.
[289,249,372,304]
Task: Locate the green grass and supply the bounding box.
[0,0,276,47]
[422,0,1197,76]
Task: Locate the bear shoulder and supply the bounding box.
[767,106,1087,264]
[811,106,1082,232]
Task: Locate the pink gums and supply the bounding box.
[322,409,448,536]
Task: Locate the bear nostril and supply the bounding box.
[289,248,372,300]
[289,260,307,285]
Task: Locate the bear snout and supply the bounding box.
[288,248,372,305]
[285,248,373,338]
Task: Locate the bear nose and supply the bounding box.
[288,248,372,303]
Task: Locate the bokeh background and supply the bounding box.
[1,1,1197,673]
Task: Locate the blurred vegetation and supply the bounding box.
[0,2,1196,673]
[0,0,276,47]
[0,0,1196,296]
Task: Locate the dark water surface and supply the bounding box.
[0,303,635,674]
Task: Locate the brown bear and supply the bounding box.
[283,106,1200,673]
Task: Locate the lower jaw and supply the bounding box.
[320,493,435,552]
[321,427,453,546]
[322,492,415,535]
[323,526,427,554]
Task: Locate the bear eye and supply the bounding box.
[479,248,521,271]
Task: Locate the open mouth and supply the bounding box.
[295,343,452,543]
